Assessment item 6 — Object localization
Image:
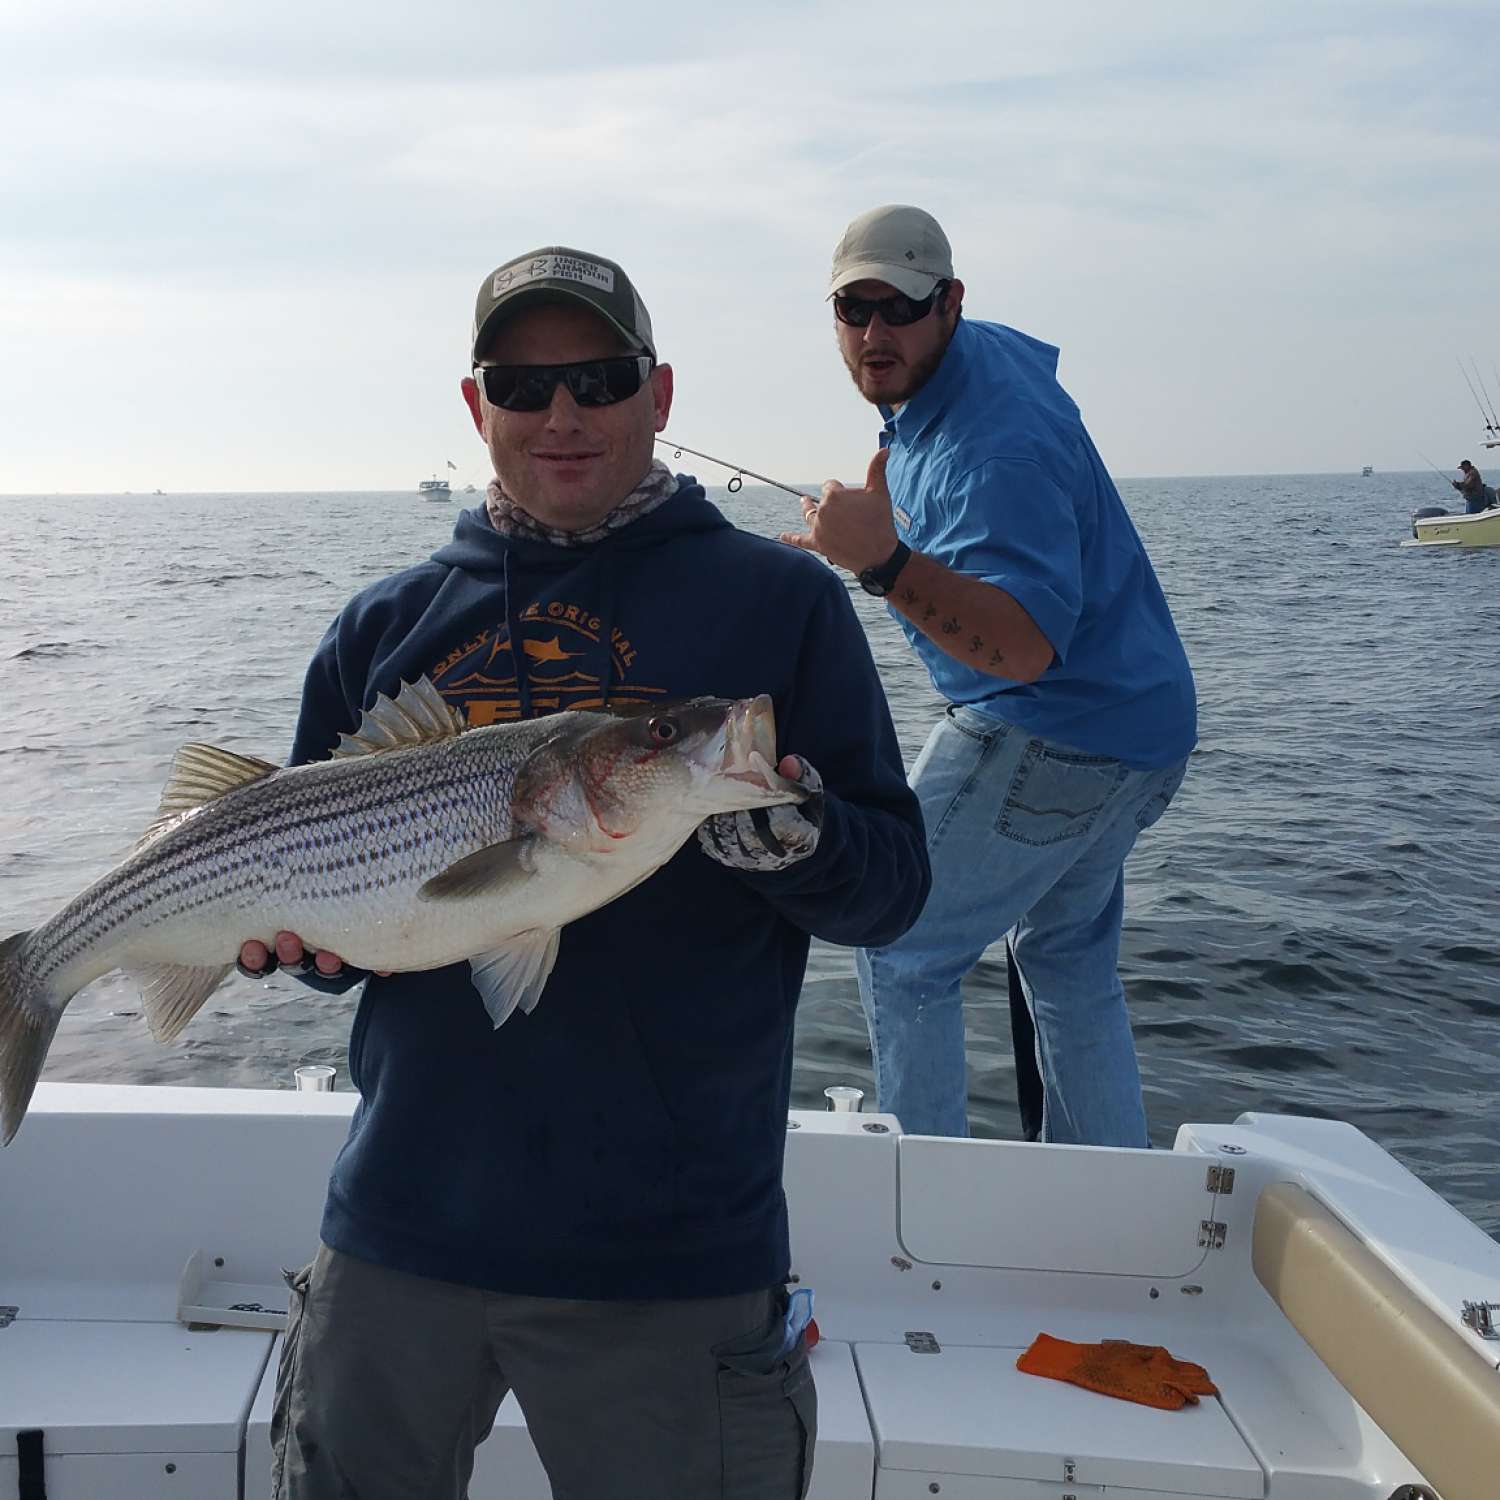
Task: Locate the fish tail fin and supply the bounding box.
[0,931,65,1147]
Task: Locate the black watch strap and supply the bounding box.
[858,541,912,597]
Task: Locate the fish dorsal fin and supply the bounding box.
[331,677,466,759]
[137,744,280,849]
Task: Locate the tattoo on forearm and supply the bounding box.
[892,569,1006,671]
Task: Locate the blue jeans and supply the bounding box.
[856,706,1188,1146]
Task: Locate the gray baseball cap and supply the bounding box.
[471,246,656,361]
[828,205,954,300]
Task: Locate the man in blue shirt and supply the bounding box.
[784,205,1196,1146]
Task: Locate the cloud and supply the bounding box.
[1,0,1497,489]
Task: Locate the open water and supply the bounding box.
[1,473,1497,1230]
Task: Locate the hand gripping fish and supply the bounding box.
[0,679,806,1144]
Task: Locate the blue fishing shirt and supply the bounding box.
[880,318,1196,769]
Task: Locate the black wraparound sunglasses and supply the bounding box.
[474,355,654,412]
[833,280,950,328]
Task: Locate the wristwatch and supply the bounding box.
[858,541,912,597]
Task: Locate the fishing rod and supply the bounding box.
[1457,358,1498,437]
[1470,357,1500,432]
[1416,450,1456,490]
[655,438,815,502]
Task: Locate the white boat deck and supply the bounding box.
[2,1082,1496,1498]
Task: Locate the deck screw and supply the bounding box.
[164,1463,177,1474]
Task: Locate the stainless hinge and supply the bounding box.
[1460,1300,1500,1339]
[904,1330,941,1353]
[1199,1219,1228,1249]
[1207,1164,1236,1194]
[1063,1458,1077,1484]
[0,1306,17,1328]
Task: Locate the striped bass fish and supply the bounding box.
[0,679,805,1144]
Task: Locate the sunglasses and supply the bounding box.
[833,281,950,328]
[474,355,654,412]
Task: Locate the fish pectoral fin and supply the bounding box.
[127,961,233,1042]
[468,930,562,1028]
[418,838,535,902]
[138,745,280,849]
[330,677,467,759]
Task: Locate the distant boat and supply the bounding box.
[1361,466,1373,476]
[419,476,452,501]
[463,484,477,494]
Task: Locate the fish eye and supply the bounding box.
[648,715,679,746]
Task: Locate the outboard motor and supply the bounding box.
[1410,504,1448,538]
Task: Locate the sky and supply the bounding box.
[3,0,1498,493]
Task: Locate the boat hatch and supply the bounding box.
[898,1138,1226,1278]
[0,1319,273,1498]
[857,1340,1263,1498]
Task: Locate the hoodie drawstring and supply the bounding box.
[504,547,624,719]
[502,551,535,723]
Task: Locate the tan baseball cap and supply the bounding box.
[829,205,954,300]
[472,246,656,362]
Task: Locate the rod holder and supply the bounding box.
[294,1065,337,1093]
[824,1085,865,1113]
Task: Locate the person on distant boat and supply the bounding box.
[1453,460,1494,514]
[236,246,930,1500]
[786,205,1196,1148]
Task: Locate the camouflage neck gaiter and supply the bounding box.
[485,459,678,547]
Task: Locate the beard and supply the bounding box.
[842,324,955,406]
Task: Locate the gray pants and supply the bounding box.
[271,1244,816,1500]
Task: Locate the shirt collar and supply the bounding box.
[880,318,972,442]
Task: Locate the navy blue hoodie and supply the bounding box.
[290,480,929,1299]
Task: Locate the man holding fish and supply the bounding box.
[233,248,928,1499]
[0,245,927,1498]
[788,205,1196,1149]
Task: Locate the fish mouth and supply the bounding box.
[719,695,807,805]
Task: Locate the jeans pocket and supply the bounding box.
[998,741,1128,846]
[943,703,1000,745]
[269,1260,315,1500]
[714,1295,817,1499]
[1135,760,1188,832]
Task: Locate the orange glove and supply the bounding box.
[1016,1334,1218,1410]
